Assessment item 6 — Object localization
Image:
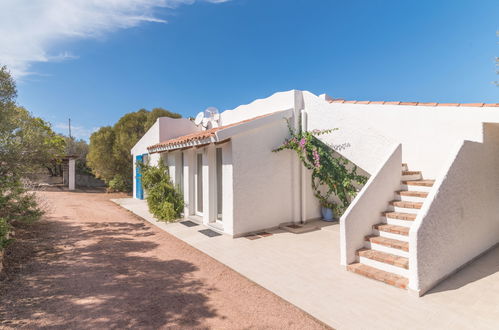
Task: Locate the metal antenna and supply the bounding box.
[69,118,72,139]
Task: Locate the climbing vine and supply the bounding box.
[273,121,367,216]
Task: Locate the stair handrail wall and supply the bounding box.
[340,143,402,265]
[409,123,499,295]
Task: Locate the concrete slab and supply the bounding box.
[112,197,499,330]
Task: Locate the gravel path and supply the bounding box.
[0,191,329,329]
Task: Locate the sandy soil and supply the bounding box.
[0,190,329,329]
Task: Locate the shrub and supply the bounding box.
[107,174,132,192]
[0,218,11,249]
[140,160,183,222]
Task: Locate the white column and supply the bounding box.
[68,158,76,191]
[207,145,217,223]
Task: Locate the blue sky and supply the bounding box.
[2,0,498,140]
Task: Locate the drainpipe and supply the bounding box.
[293,90,305,223]
[301,109,308,224]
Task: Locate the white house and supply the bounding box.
[132,90,499,296]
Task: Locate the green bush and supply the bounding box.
[108,174,132,192]
[0,218,12,249]
[140,160,184,222]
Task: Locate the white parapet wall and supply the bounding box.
[340,144,402,265]
[409,123,499,294]
[322,101,499,178]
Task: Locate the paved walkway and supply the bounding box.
[114,197,499,330]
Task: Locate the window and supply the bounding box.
[179,152,184,193]
[196,153,203,214]
[216,148,223,220]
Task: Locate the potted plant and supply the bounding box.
[320,200,336,222]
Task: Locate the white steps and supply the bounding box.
[347,163,434,289]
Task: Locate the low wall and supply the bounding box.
[76,174,106,187]
[340,144,402,265]
[410,123,499,294]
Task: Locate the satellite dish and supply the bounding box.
[194,112,204,126]
[202,117,209,128]
[204,107,219,119]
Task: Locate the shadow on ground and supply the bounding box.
[427,244,499,295]
[0,217,218,329]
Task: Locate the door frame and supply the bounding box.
[195,152,204,216]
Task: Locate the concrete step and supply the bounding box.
[402,171,422,181]
[279,223,318,234]
[388,201,421,215]
[372,223,411,242]
[390,200,423,209]
[388,200,422,215]
[347,263,408,289]
[382,216,413,228]
[401,180,435,193]
[365,235,409,252]
[395,190,428,203]
[374,223,410,235]
[382,211,417,221]
[357,248,409,269]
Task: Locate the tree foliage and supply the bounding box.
[0,65,64,248]
[87,108,181,191]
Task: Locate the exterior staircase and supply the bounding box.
[347,163,434,289]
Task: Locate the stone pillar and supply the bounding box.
[68,158,76,191]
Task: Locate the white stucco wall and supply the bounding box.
[320,102,499,178]
[306,102,398,176]
[183,149,195,216]
[158,117,200,142]
[409,123,499,294]
[131,117,199,199]
[340,144,402,265]
[220,142,234,234]
[220,90,321,126]
[231,118,299,235]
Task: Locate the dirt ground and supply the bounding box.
[0,190,329,329]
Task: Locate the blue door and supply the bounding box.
[136,155,144,199]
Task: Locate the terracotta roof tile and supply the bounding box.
[417,102,438,106]
[148,113,275,153]
[460,103,484,107]
[327,98,499,108]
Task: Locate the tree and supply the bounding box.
[87,108,181,191]
[65,136,91,174]
[0,65,65,248]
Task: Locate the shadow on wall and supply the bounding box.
[0,218,218,328]
[427,244,499,295]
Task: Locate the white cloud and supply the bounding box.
[55,122,99,141]
[0,0,229,77]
